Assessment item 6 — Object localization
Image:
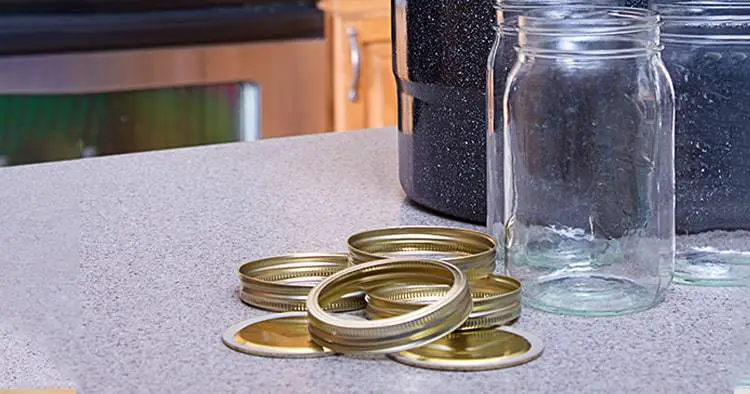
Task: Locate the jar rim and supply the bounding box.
[653,1,750,20]
[652,1,750,43]
[653,0,750,12]
[496,0,607,11]
[516,6,660,59]
[518,6,659,35]
[660,32,750,44]
[498,2,629,34]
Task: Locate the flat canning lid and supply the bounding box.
[222,312,332,358]
[388,326,544,371]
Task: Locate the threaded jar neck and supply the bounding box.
[496,1,627,35]
[517,7,661,59]
[653,1,750,44]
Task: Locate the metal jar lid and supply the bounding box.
[347,226,497,280]
[388,326,544,371]
[366,275,521,330]
[238,253,365,312]
[222,312,331,358]
[306,258,473,354]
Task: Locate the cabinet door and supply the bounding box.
[333,15,397,131]
[364,41,397,129]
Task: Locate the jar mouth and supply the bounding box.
[517,7,660,58]
[498,2,629,34]
[496,0,588,11]
[652,1,750,43]
[653,0,750,16]
[519,7,659,35]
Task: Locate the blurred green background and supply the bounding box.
[0,83,242,166]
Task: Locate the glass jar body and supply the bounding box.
[486,20,518,246]
[487,0,627,246]
[500,14,675,315]
[653,2,750,286]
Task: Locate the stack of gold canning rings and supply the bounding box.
[222,226,543,371]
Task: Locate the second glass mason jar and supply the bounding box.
[652,1,750,286]
[498,7,675,316]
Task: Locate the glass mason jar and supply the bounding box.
[651,1,750,286]
[487,0,618,246]
[499,7,675,316]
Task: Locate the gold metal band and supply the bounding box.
[306,258,472,354]
[347,226,497,280]
[238,253,364,312]
[365,275,521,330]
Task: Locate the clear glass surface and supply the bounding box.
[495,7,675,316]
[652,1,750,286]
[486,0,617,246]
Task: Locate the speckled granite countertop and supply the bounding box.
[0,128,746,393]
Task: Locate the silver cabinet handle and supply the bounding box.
[347,27,361,102]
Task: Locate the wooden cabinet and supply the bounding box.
[364,41,398,128]
[318,0,397,131]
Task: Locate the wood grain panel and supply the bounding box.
[365,42,397,128]
[319,0,395,131]
[330,14,392,130]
